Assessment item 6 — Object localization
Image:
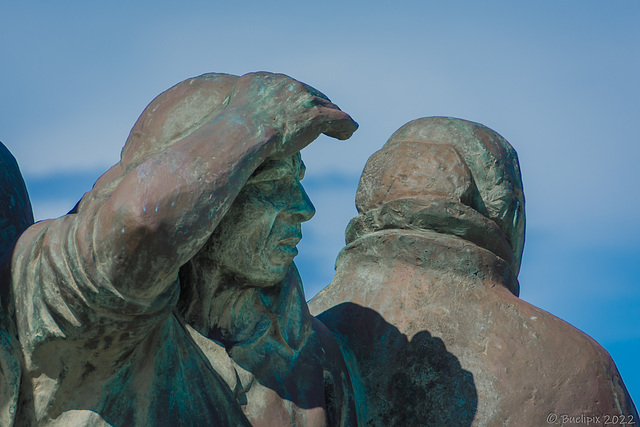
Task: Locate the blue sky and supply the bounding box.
[1,0,638,406]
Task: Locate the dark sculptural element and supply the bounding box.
[0,72,358,426]
[310,117,639,425]
[1,74,637,426]
[0,143,33,426]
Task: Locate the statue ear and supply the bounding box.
[0,142,34,261]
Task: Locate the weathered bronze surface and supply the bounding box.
[310,117,638,426]
[0,72,358,426]
[1,76,636,426]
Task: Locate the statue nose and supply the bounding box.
[287,182,316,222]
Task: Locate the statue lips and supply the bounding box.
[277,236,301,260]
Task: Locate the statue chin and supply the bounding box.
[231,263,293,289]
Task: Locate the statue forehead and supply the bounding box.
[248,153,305,183]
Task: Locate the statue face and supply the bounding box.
[210,153,315,286]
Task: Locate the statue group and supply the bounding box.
[0,72,637,426]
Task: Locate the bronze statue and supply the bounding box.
[1,74,636,426]
[310,117,638,425]
[1,72,358,426]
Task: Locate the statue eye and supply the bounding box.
[253,181,277,194]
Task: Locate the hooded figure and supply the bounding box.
[309,117,638,426]
[1,72,359,426]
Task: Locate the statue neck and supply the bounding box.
[178,261,320,403]
[178,260,313,353]
[346,196,520,277]
[339,228,519,297]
